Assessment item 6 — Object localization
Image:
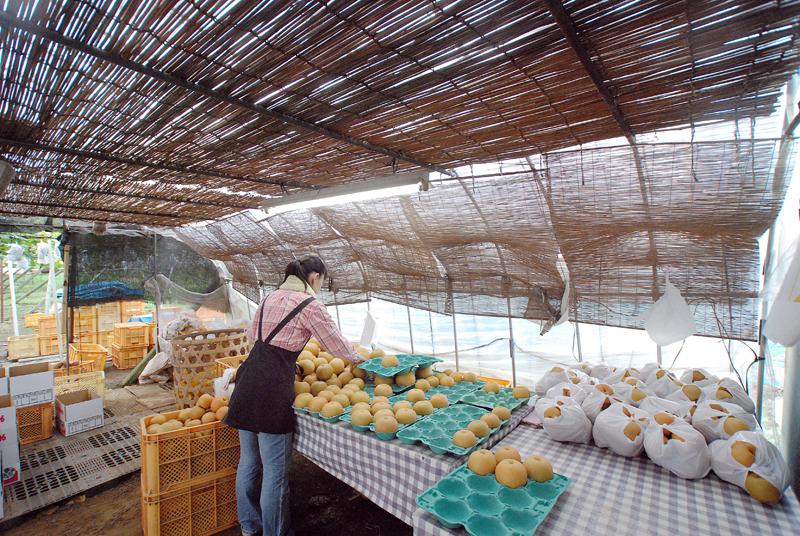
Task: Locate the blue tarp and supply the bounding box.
[60,281,144,305]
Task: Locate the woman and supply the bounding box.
[225,255,362,536]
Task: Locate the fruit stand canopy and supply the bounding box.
[0,1,799,340]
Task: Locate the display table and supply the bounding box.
[294,403,533,524]
[412,425,800,535]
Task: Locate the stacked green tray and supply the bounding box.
[417,463,570,535]
[424,380,485,403]
[357,354,421,376]
[459,388,530,412]
[396,404,496,455]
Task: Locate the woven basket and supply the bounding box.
[171,329,250,409]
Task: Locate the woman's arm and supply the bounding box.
[303,300,363,363]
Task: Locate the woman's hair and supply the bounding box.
[284,255,328,289]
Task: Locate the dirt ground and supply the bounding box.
[2,451,412,536]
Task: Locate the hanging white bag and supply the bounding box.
[540,400,593,444]
[545,381,587,404]
[702,378,755,414]
[534,367,572,395]
[592,403,650,457]
[580,385,622,422]
[763,238,800,346]
[644,412,711,479]
[534,395,578,422]
[691,401,758,442]
[637,396,694,422]
[641,275,695,345]
[679,368,718,387]
[575,362,594,376]
[710,431,790,504]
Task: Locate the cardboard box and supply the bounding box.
[0,368,7,397]
[56,390,104,437]
[1,448,4,518]
[8,362,54,408]
[0,395,20,486]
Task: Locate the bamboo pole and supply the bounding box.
[406,305,415,354]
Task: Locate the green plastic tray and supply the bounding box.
[396,404,494,455]
[293,405,343,423]
[425,380,485,403]
[395,354,443,368]
[357,355,421,377]
[459,388,530,412]
[363,383,412,396]
[417,463,570,536]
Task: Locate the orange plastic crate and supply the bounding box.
[17,402,54,445]
[72,306,98,333]
[141,472,237,536]
[112,343,149,369]
[24,312,48,328]
[97,300,122,317]
[114,322,151,347]
[140,411,240,496]
[51,361,95,377]
[75,331,98,344]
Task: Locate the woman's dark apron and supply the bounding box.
[224,296,315,434]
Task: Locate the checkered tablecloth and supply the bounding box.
[412,425,800,535]
[293,403,533,524]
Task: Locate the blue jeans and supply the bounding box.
[236,430,293,536]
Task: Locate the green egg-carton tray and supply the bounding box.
[417,463,570,536]
[357,355,421,377]
[395,354,443,369]
[396,404,495,455]
[459,388,530,412]
[425,380,485,403]
[363,383,412,396]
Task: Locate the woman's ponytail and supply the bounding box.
[283,255,327,289]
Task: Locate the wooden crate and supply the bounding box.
[112,344,148,369]
[8,334,39,360]
[141,472,237,536]
[38,335,63,356]
[17,402,54,445]
[69,343,109,372]
[140,411,239,496]
[114,322,151,347]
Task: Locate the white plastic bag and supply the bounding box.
[710,431,790,504]
[590,363,613,380]
[604,367,641,385]
[666,384,704,404]
[541,401,593,444]
[6,243,23,262]
[691,401,758,442]
[545,381,587,403]
[702,378,755,414]
[638,362,661,381]
[763,238,800,346]
[679,368,718,387]
[575,362,594,376]
[581,386,622,422]
[592,403,650,457]
[641,275,695,345]
[534,395,578,422]
[644,414,711,479]
[645,370,683,398]
[534,367,572,395]
[637,396,694,422]
[214,368,236,399]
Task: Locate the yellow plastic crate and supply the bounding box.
[214,355,247,377]
[114,322,151,347]
[38,335,63,356]
[24,312,48,328]
[69,342,109,372]
[141,472,237,536]
[8,334,39,360]
[54,370,105,398]
[37,315,61,337]
[51,361,95,377]
[140,411,239,496]
[121,300,145,321]
[112,343,148,369]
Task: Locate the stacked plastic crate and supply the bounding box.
[112,322,151,369]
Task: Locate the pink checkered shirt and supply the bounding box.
[247,289,361,362]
